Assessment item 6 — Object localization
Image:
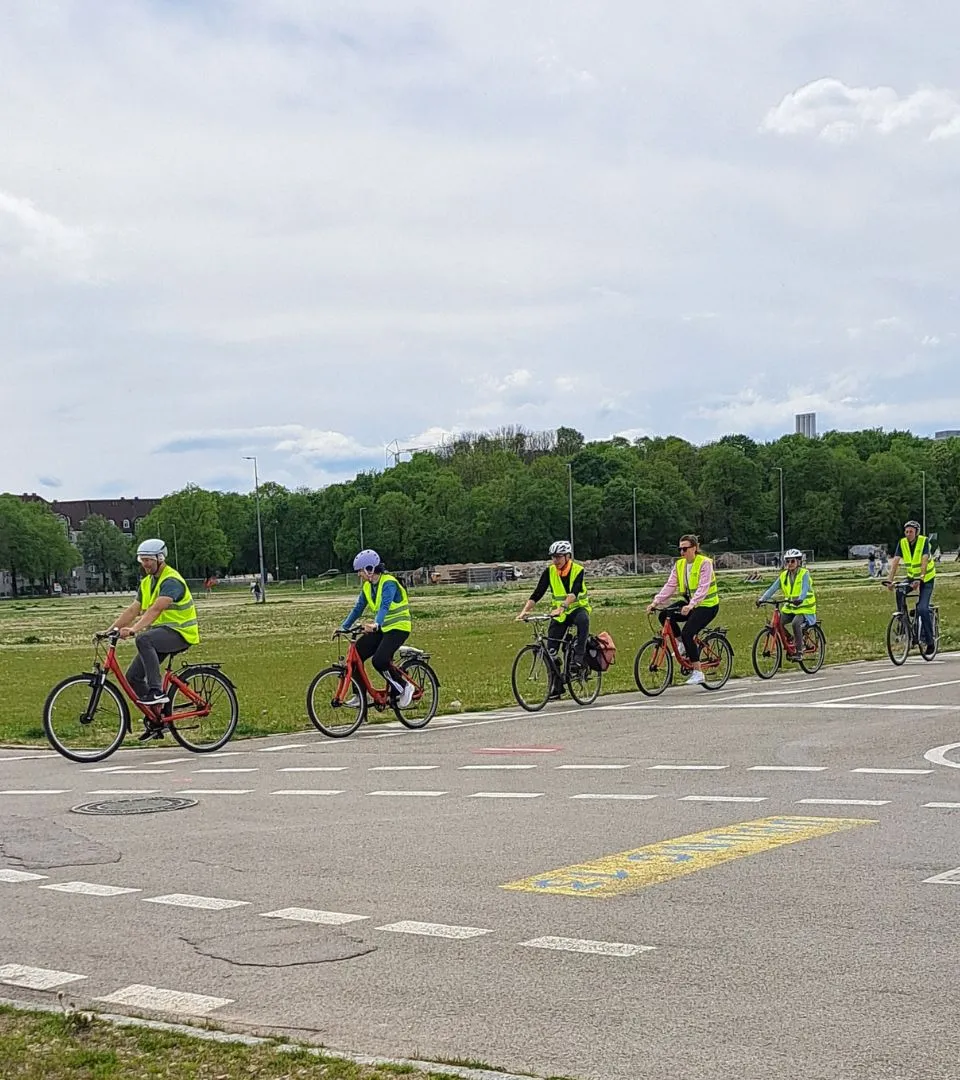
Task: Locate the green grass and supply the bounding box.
[0,1004,496,1080]
[1,569,957,746]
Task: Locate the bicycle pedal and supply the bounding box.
[137,725,165,742]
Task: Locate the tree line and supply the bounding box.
[3,426,959,591]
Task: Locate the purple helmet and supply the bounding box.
[352,549,381,572]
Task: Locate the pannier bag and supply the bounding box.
[586,631,617,672]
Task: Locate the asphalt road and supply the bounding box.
[2,654,960,1080]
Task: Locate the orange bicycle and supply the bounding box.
[42,629,239,762]
[751,600,826,678]
[306,628,440,738]
[633,604,733,696]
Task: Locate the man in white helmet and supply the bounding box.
[107,538,200,711]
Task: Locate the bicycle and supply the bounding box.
[511,615,602,712]
[42,629,239,763]
[751,600,826,679]
[633,605,734,696]
[306,628,440,738]
[885,581,940,665]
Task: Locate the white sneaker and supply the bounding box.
[685,670,705,686]
[398,682,415,709]
[344,695,361,708]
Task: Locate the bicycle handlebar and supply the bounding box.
[94,629,121,643]
[521,615,555,622]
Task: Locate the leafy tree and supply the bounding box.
[138,486,231,577]
[77,514,134,589]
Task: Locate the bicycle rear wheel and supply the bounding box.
[799,624,826,674]
[168,667,239,752]
[634,639,673,697]
[886,613,910,666]
[43,675,129,763]
[700,632,733,690]
[751,627,781,680]
[511,644,552,712]
[393,659,439,728]
[307,666,366,737]
[567,662,602,706]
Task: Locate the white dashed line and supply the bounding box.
[925,802,960,809]
[648,765,728,771]
[138,757,190,765]
[174,789,254,795]
[922,866,960,885]
[87,789,160,795]
[458,764,537,771]
[367,790,448,798]
[0,964,87,990]
[556,764,629,770]
[143,893,250,910]
[468,791,544,799]
[194,768,259,774]
[748,766,828,772]
[96,984,234,1015]
[270,789,344,796]
[376,921,493,939]
[258,744,309,753]
[570,793,658,801]
[797,798,890,806]
[850,768,932,775]
[260,908,369,925]
[278,767,347,773]
[0,869,48,883]
[369,765,439,772]
[680,795,767,803]
[119,770,173,776]
[40,881,141,897]
[0,789,71,795]
[520,937,655,957]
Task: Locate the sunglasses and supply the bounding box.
[679,545,693,552]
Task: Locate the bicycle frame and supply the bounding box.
[890,582,931,645]
[649,607,719,672]
[523,616,575,676]
[331,631,419,710]
[760,602,805,655]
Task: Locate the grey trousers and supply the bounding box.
[126,627,190,699]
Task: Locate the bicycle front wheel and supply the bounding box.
[307,666,366,737]
[511,644,552,712]
[700,633,733,690]
[799,624,826,675]
[43,675,129,763]
[751,627,781,680]
[886,613,910,666]
[634,639,673,697]
[567,663,602,706]
[169,667,239,752]
[394,659,439,728]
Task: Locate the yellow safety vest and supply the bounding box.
[138,565,200,645]
[675,554,719,608]
[779,568,816,616]
[899,535,936,583]
[362,573,412,633]
[548,561,591,624]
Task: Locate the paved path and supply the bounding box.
[2,655,959,1079]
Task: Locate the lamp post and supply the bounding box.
[632,486,638,574]
[921,470,926,535]
[566,463,574,554]
[243,455,267,602]
[358,507,366,550]
[171,522,179,568]
[274,525,280,586]
[775,467,785,565]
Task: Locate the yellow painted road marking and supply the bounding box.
[501,816,875,898]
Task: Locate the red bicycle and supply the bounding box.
[306,628,440,738]
[751,600,826,679]
[633,604,733,696]
[42,629,239,762]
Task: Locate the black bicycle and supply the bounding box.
[511,616,601,712]
[885,581,939,666]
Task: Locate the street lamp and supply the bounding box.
[632,486,638,575]
[921,470,927,535]
[171,522,179,568]
[566,463,575,554]
[358,507,367,550]
[775,467,785,564]
[274,524,280,586]
[242,456,267,602]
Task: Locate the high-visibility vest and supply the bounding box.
[362,573,412,633]
[779,568,816,615]
[899,535,936,583]
[675,554,719,608]
[548,561,591,624]
[138,565,200,645]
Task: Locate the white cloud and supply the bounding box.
[0,189,95,278]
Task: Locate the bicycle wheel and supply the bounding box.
[751,627,781,680]
[43,675,129,763]
[394,659,439,728]
[307,666,366,737]
[567,662,602,706]
[920,608,939,662]
[634,639,673,697]
[886,613,910,666]
[700,632,733,690]
[168,667,239,752]
[799,624,826,675]
[511,644,552,712]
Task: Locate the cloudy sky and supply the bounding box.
[2,1,958,499]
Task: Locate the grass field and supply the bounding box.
[1,567,957,746]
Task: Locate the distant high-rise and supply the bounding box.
[795,412,817,438]
[935,429,960,440]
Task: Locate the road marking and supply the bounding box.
[367,790,448,797]
[86,765,138,773]
[924,743,960,770]
[120,770,173,776]
[519,936,655,957]
[279,766,348,772]
[748,766,828,772]
[556,764,629,770]
[925,802,960,808]
[260,907,369,924]
[139,757,190,765]
[174,789,254,795]
[40,881,141,897]
[0,789,70,795]
[474,747,562,754]
[87,789,160,795]
[680,795,767,803]
[797,798,890,806]
[724,673,919,702]
[851,768,932,775]
[376,921,493,939]
[143,893,250,910]
[468,791,544,799]
[194,768,259,774]
[0,869,48,883]
[258,744,309,752]
[270,789,344,796]
[369,765,439,771]
[648,765,728,771]
[96,984,234,1015]
[820,678,960,704]
[459,764,538,771]
[570,794,658,801]
[0,755,57,762]
[501,815,875,898]
[922,866,960,885]
[0,964,87,990]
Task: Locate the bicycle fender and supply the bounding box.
[177,664,237,690]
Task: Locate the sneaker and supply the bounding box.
[343,695,361,708]
[685,670,705,686]
[137,723,164,742]
[138,692,169,707]
[549,684,565,700]
[397,682,415,709]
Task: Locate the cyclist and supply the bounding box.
[646,533,719,685]
[107,538,200,719]
[756,548,816,660]
[516,540,591,692]
[339,549,414,708]
[884,519,936,649]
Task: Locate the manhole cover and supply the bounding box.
[71,796,198,817]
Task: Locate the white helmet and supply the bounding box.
[549,540,573,556]
[136,538,167,560]
[783,548,803,561]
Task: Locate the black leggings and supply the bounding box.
[547,607,590,668]
[355,629,409,694]
[659,605,718,661]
